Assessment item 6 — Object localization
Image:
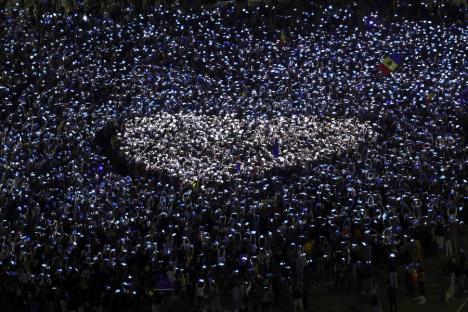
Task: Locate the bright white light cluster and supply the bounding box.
[117,113,374,183]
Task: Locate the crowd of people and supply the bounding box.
[117,113,373,183]
[0,1,467,312]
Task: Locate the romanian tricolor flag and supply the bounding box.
[377,53,403,75]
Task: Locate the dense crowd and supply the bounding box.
[0,1,467,312]
[118,113,373,183]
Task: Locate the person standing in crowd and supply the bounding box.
[446,256,457,302]
[232,282,242,312]
[386,284,398,312]
[416,262,425,297]
[260,285,272,312]
[408,265,418,298]
[242,281,252,312]
[292,283,304,312]
[456,251,466,298]
[195,279,206,312]
[370,286,382,312]
[388,253,398,289]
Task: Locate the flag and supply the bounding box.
[272,138,279,158]
[377,53,403,75]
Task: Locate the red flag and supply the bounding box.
[377,63,391,75]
